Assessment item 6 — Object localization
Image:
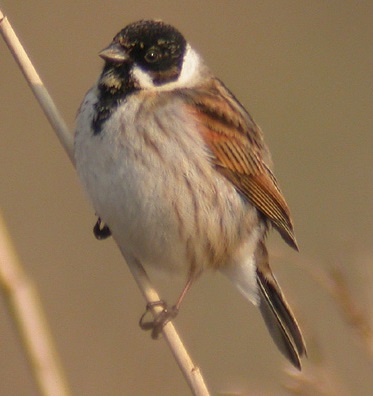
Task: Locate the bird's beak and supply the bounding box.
[99,43,129,63]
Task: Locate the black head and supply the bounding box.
[93,20,188,134]
[99,20,187,87]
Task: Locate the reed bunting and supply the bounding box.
[74,20,306,368]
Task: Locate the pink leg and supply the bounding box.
[139,272,196,339]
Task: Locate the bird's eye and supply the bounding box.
[144,47,161,63]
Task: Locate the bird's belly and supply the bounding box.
[87,153,251,274]
[75,97,259,275]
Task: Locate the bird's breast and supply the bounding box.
[75,90,260,275]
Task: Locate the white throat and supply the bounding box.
[131,44,206,91]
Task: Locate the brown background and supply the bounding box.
[1,1,372,395]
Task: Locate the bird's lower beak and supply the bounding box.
[99,42,129,63]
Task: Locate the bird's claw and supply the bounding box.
[93,217,112,240]
[139,301,179,339]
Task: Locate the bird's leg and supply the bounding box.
[93,217,112,240]
[139,274,195,339]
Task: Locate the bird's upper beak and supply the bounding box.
[99,42,129,64]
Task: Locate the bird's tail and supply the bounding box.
[255,242,306,369]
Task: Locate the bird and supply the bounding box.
[74,19,306,369]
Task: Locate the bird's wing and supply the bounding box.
[179,80,298,250]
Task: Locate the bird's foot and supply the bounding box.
[139,301,179,339]
[93,217,111,240]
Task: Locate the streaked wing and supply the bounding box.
[180,79,298,250]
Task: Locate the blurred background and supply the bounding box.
[1,1,372,395]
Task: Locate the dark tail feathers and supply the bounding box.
[256,268,306,369]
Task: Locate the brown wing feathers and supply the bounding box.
[181,82,298,250]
